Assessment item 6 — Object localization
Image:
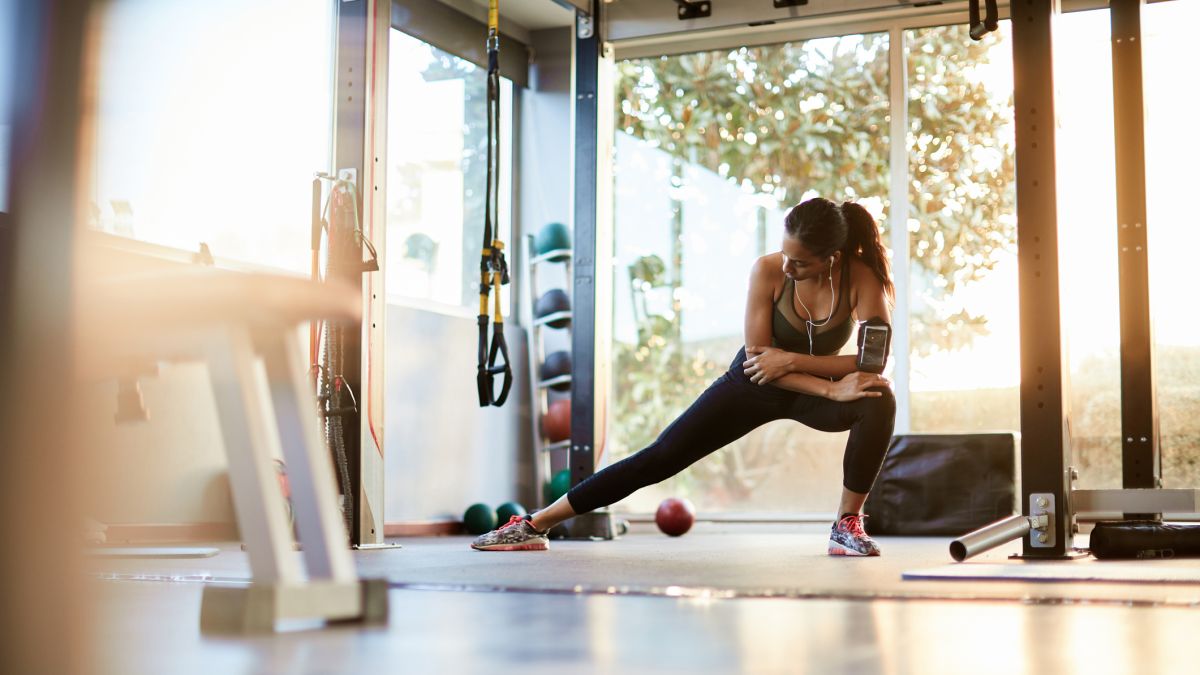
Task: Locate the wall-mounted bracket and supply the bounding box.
[674,0,711,20]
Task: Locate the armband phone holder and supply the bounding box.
[856,318,891,374]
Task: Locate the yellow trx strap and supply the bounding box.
[477,0,512,407]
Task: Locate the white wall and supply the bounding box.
[83,364,234,525]
[383,306,532,520]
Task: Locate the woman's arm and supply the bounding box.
[744,257,894,399]
[746,349,858,381]
[771,369,889,400]
[743,255,778,357]
[756,258,894,381]
[743,257,867,398]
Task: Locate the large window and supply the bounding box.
[609,4,1200,514]
[1054,10,1121,489]
[1144,1,1200,489]
[386,29,513,314]
[89,0,333,273]
[612,35,892,512]
[905,23,1019,433]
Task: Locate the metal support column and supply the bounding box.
[1012,0,1073,558]
[1,0,89,668]
[887,25,911,433]
[568,3,614,539]
[1111,0,1160,510]
[331,0,388,547]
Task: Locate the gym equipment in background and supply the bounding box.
[496,501,526,523]
[967,0,1000,41]
[544,469,572,504]
[534,221,572,261]
[474,0,513,409]
[525,224,576,511]
[542,399,571,443]
[464,503,497,535]
[77,245,388,632]
[312,172,379,542]
[539,350,572,391]
[534,289,572,329]
[1089,521,1200,560]
[655,498,695,537]
[864,434,1015,536]
[950,1,1200,563]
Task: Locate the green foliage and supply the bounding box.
[616,35,891,213]
[906,25,1016,353]
[616,27,1016,356]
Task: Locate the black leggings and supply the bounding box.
[566,347,896,514]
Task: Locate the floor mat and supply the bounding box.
[904,561,1200,584]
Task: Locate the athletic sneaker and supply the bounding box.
[470,515,550,551]
[828,513,881,557]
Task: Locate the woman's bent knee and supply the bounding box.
[858,386,896,418]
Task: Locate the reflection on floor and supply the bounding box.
[91,524,1200,674]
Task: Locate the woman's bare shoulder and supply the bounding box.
[846,255,881,289]
[752,252,783,277]
[750,253,784,299]
[846,255,886,314]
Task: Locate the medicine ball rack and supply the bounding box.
[524,234,574,509]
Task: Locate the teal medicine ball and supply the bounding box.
[535,222,571,260]
[544,469,572,503]
[496,501,526,525]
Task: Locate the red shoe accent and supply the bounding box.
[498,515,525,530]
[836,514,869,537]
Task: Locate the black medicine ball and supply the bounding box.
[535,289,571,328]
[540,351,572,390]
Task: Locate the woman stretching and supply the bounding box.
[473,197,897,556]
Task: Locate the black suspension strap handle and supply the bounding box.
[968,0,999,41]
[476,0,512,407]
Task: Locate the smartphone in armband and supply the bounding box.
[856,321,891,374]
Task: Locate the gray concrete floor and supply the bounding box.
[89,524,1200,674]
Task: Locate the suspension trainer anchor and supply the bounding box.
[476,0,513,407]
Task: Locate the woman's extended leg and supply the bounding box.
[472,368,786,550]
[536,372,788,531]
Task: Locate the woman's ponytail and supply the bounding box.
[840,201,894,300]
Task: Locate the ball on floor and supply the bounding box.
[496,501,526,524]
[655,497,695,537]
[463,503,497,535]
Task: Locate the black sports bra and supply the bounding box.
[771,262,853,356]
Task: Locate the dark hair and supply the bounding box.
[783,197,894,299]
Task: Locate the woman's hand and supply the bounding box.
[744,346,795,385]
[827,371,891,401]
